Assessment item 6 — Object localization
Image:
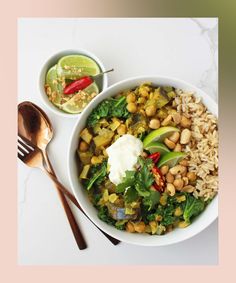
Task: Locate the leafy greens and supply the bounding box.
[183,194,205,223]
[86,161,107,190]
[87,96,130,127]
[115,157,159,209]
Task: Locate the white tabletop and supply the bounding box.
[18,18,218,265]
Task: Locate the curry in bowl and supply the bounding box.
[77,83,218,235]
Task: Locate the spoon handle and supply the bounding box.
[42,153,87,250]
[43,152,120,246]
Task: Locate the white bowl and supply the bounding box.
[39,49,108,118]
[67,76,218,246]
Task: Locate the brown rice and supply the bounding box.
[175,89,218,201]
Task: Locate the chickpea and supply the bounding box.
[91,156,102,165]
[169,132,180,143]
[173,178,184,190]
[140,88,149,97]
[138,97,146,104]
[126,222,135,233]
[145,105,157,117]
[133,221,146,233]
[166,172,174,183]
[187,172,197,182]
[117,124,127,135]
[180,116,191,128]
[174,207,183,217]
[160,165,169,175]
[164,138,176,149]
[127,102,137,113]
[160,195,167,206]
[149,118,160,129]
[126,92,136,103]
[178,221,189,228]
[167,183,176,196]
[79,141,89,152]
[174,143,182,152]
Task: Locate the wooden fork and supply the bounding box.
[18,136,87,250]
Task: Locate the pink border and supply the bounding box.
[1,1,233,281]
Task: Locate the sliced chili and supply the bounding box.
[147,152,160,164]
[152,166,165,192]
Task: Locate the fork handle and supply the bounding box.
[42,157,87,250]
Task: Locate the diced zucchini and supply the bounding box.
[167,91,176,99]
[156,108,168,119]
[80,128,93,144]
[109,118,121,131]
[153,88,169,108]
[108,193,119,203]
[80,164,90,179]
[78,151,93,164]
[93,129,114,148]
[163,86,173,92]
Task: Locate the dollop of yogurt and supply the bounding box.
[106,134,143,185]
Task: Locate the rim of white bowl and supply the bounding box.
[38,49,108,118]
[67,75,218,246]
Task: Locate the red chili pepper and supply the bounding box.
[152,166,165,192]
[147,152,160,164]
[63,76,93,95]
[63,69,114,95]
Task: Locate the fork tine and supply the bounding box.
[17,151,24,161]
[18,134,36,149]
[18,144,28,155]
[18,138,33,153]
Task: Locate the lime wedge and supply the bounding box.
[157,152,187,168]
[61,82,99,114]
[144,141,170,155]
[57,55,100,79]
[45,65,63,105]
[143,126,180,147]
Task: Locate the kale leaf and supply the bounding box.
[97,206,116,225]
[87,96,130,127]
[115,220,127,230]
[86,161,107,190]
[183,194,205,223]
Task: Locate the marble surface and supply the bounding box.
[18,18,218,265]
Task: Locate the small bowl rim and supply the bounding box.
[38,48,108,118]
[67,75,218,246]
